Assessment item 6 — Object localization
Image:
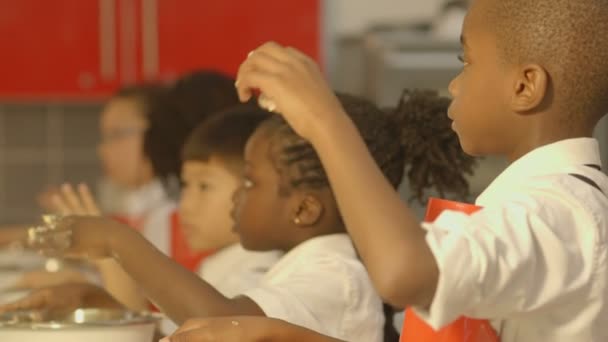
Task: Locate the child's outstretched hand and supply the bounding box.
[162,316,345,342]
[235,42,347,140]
[51,183,101,216]
[27,216,124,259]
[0,283,122,316]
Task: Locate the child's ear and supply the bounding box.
[292,195,324,227]
[511,64,549,114]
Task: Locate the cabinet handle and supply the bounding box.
[141,0,159,80]
[119,0,137,85]
[99,0,117,81]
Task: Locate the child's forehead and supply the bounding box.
[460,3,500,51]
[245,124,275,158]
[182,158,238,177]
[464,0,496,31]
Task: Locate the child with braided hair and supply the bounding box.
[225,0,608,338]
[4,91,475,342]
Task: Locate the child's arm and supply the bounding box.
[235,42,438,308]
[165,316,346,342]
[94,259,149,311]
[47,183,149,311]
[0,225,28,246]
[33,216,265,324]
[108,221,265,323]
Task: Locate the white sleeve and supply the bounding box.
[241,255,353,338]
[232,252,280,293]
[414,193,597,329]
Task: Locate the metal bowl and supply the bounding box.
[0,308,160,342]
[0,308,160,329]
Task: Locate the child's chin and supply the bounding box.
[238,237,264,252]
[187,240,207,251]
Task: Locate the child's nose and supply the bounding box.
[448,75,459,98]
[232,186,244,206]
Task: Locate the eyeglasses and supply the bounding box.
[99,127,145,144]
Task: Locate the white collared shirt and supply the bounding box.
[415,138,608,341]
[197,244,282,298]
[243,234,385,342]
[160,244,282,335]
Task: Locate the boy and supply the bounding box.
[228,0,608,340]
[178,105,281,298]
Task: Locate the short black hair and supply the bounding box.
[485,0,608,122]
[182,104,271,173]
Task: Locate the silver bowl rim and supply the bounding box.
[0,309,162,330]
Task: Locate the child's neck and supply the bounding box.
[280,224,347,253]
[506,124,595,163]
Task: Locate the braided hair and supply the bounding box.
[260,90,477,342]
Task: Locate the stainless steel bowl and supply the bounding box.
[0,308,160,342]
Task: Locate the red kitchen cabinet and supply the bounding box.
[0,0,321,99]
[0,0,121,99]
[152,0,321,80]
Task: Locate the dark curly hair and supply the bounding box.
[112,84,190,183]
[170,70,241,129]
[396,89,476,202]
[259,90,477,342]
[263,90,476,202]
[112,71,242,184]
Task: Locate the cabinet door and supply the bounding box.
[153,0,321,80]
[0,0,119,99]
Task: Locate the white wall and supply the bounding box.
[328,0,443,36]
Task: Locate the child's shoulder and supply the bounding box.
[477,171,608,247]
[289,233,358,261]
[523,170,608,213]
[267,234,366,279]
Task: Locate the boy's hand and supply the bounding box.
[27,216,124,259]
[51,183,101,216]
[36,185,62,212]
[163,316,345,342]
[0,283,122,316]
[235,42,347,141]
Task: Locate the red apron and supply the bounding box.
[399,197,499,342]
[169,211,214,272]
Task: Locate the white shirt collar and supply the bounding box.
[476,138,602,205]
[123,179,169,216]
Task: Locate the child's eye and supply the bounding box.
[457,53,469,66]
